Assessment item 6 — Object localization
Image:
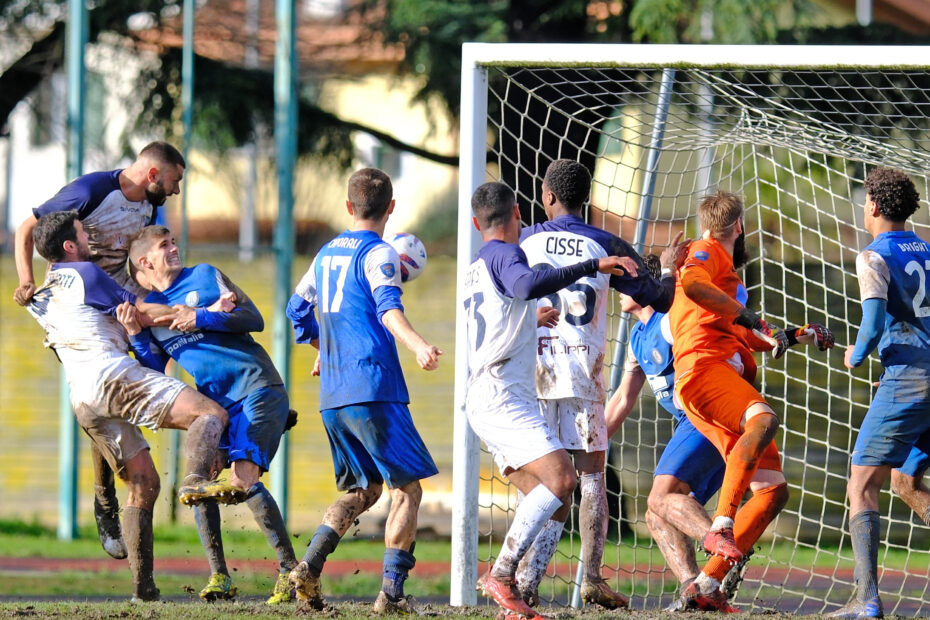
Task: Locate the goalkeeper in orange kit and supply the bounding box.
[668,191,834,611]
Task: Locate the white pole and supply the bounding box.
[450,43,486,607]
[856,0,872,26]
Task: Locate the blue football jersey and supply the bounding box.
[143,264,282,408]
[293,230,409,410]
[627,311,682,420]
[857,230,930,368]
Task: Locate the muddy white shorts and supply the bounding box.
[465,373,563,475]
[538,397,607,452]
[69,354,187,474]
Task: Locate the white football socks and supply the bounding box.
[492,485,562,578]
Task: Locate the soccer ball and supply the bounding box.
[387,232,428,282]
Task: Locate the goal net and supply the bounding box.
[451,44,930,615]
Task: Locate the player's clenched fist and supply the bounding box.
[415,344,443,371]
[115,301,142,336]
[13,281,36,306]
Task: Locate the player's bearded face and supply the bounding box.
[732,221,749,269]
[145,180,167,206]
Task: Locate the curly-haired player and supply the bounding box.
[830,167,930,619]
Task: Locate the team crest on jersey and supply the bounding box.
[651,348,663,364]
[695,251,709,261]
[185,291,200,306]
[380,263,396,278]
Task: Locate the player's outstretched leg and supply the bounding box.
[705,414,779,561]
[682,480,787,613]
[243,482,297,604]
[290,486,382,610]
[576,472,628,609]
[92,443,127,560]
[167,389,244,506]
[193,500,237,601]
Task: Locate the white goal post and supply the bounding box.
[452,44,930,613]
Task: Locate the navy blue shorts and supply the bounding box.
[655,415,726,505]
[220,385,289,472]
[852,366,930,477]
[321,402,439,491]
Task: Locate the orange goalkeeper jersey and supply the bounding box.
[669,237,757,380]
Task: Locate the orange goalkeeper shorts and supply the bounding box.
[675,361,782,472]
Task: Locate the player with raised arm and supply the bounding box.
[24,210,235,602]
[286,168,441,615]
[517,159,684,608]
[465,181,638,619]
[122,225,298,605]
[604,254,728,605]
[669,191,834,611]
[13,141,185,561]
[829,168,930,619]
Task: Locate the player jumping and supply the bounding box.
[123,225,299,604]
[25,210,234,602]
[668,191,833,610]
[605,253,729,606]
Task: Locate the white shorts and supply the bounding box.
[69,355,188,474]
[538,397,608,452]
[465,374,563,475]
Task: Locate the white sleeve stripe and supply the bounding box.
[856,250,889,303]
[365,243,402,293]
[294,256,318,302]
[214,270,231,295]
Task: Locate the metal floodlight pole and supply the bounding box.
[165,0,196,524]
[58,0,87,542]
[449,44,485,607]
[270,0,297,522]
[180,0,194,258]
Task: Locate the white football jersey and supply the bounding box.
[520,230,610,401]
[463,255,538,404]
[27,263,134,383]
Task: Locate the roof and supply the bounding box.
[131,0,403,77]
[828,0,930,35]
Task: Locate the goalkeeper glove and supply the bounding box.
[787,323,835,351]
[769,326,791,359]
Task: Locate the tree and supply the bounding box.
[0,0,456,166]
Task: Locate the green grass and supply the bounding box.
[0,601,804,620]
[0,519,453,562]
